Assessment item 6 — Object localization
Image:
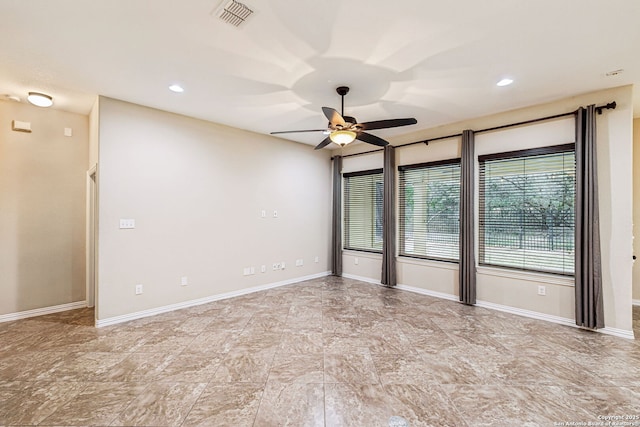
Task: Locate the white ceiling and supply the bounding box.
[1,0,638,147]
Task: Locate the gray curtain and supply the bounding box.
[459,130,476,305]
[575,105,604,329]
[331,156,343,276]
[381,146,397,286]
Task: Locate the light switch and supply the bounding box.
[119,219,135,229]
[64,127,73,137]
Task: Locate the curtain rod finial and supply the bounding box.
[596,101,616,115]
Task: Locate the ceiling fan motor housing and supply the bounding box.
[332,115,358,129]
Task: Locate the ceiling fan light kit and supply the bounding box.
[329,130,356,146]
[271,86,417,150]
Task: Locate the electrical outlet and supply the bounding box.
[261,210,266,218]
[181,276,188,286]
[537,285,546,296]
[314,256,319,263]
[295,259,303,267]
[243,267,251,276]
[272,262,286,271]
[273,210,278,218]
[261,265,266,273]
[135,284,143,295]
[354,257,359,265]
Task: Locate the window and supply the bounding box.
[399,160,461,261]
[343,169,383,253]
[479,144,575,275]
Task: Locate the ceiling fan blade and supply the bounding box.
[314,136,332,150]
[358,118,417,131]
[322,107,346,128]
[270,129,327,135]
[356,132,389,147]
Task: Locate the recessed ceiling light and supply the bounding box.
[496,78,514,87]
[169,84,184,93]
[27,92,53,107]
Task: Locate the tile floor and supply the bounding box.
[1,276,639,427]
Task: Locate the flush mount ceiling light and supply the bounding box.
[168,84,184,93]
[329,130,357,146]
[27,92,53,107]
[496,78,514,87]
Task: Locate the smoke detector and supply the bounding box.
[214,0,253,27]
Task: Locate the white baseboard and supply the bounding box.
[391,281,636,340]
[633,299,640,307]
[0,301,87,323]
[341,273,381,286]
[476,299,635,340]
[475,299,576,327]
[96,271,331,328]
[5,272,632,340]
[599,326,636,340]
[395,283,459,302]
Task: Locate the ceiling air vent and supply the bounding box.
[215,0,253,27]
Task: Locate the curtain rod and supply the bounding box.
[331,101,616,160]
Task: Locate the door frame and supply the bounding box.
[86,164,98,318]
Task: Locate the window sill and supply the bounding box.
[342,250,382,260]
[397,256,459,271]
[477,266,574,287]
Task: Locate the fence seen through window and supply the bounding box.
[479,145,576,276]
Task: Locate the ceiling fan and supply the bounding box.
[271,86,417,150]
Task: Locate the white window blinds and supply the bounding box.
[399,160,461,261]
[479,144,575,275]
[343,169,384,253]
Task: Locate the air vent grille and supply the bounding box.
[216,0,253,27]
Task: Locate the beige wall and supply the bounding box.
[341,85,635,334]
[633,117,640,304]
[96,97,332,321]
[0,100,89,315]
